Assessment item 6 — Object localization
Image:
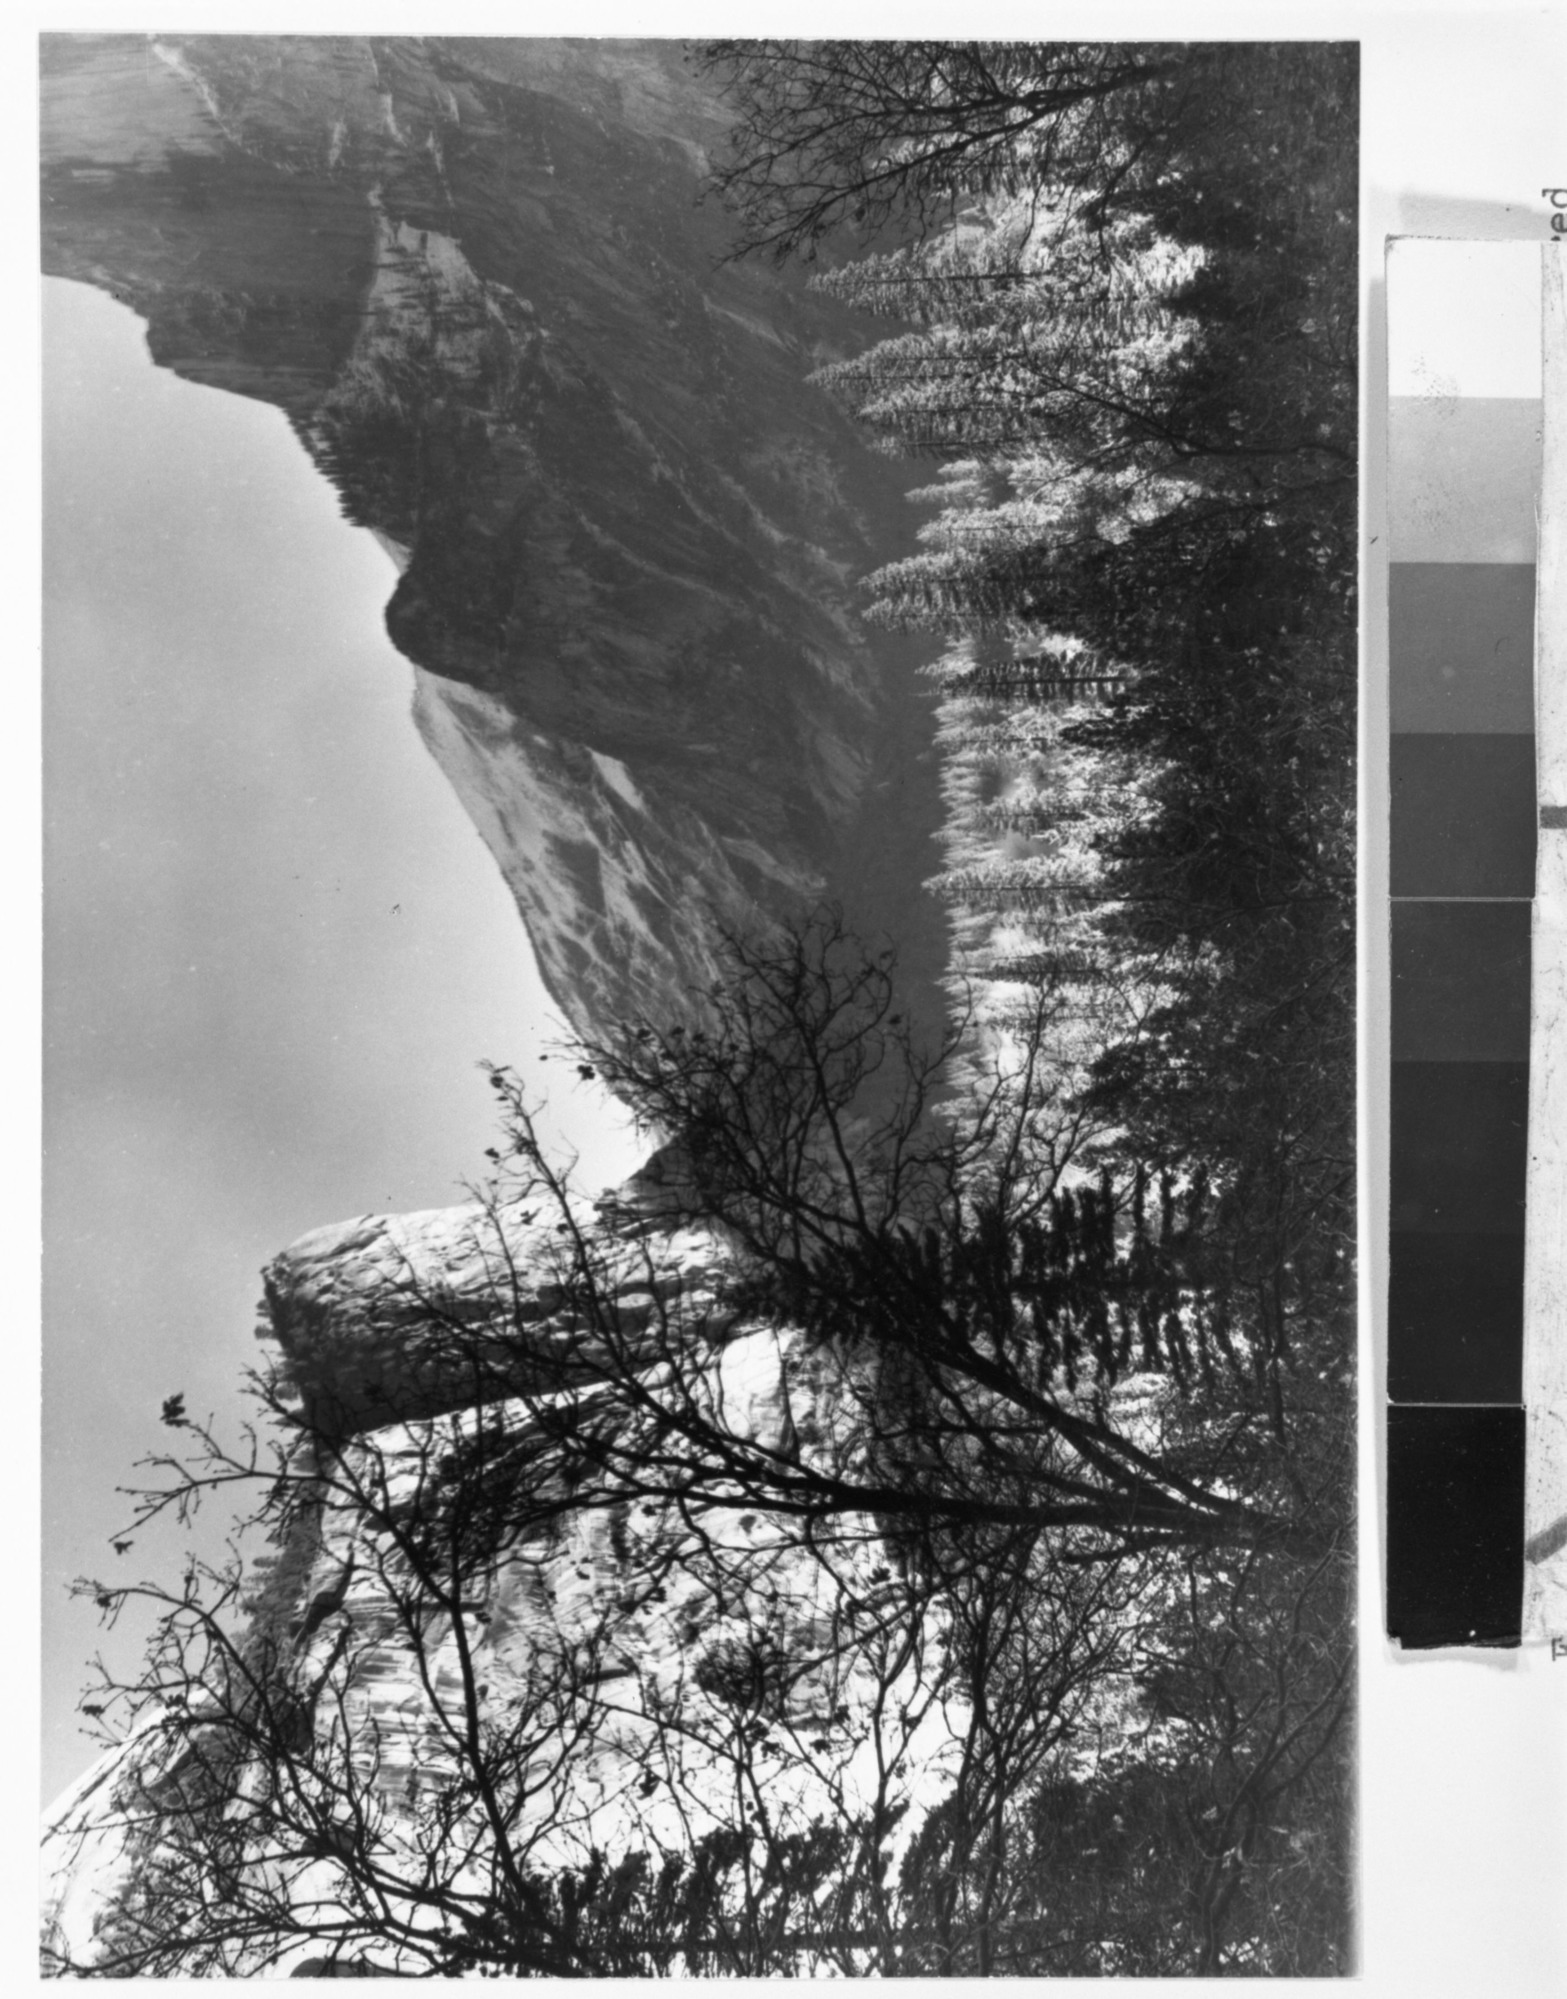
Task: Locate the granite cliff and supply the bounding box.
[40,37,974,1966]
[41,1199,967,1973]
[42,33,946,1049]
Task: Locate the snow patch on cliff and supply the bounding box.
[410,665,819,1045]
[589,750,645,815]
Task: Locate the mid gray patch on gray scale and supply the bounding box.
[1390,563,1535,732]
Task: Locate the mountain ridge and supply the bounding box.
[42,33,948,1050]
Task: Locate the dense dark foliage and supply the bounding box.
[779,38,1357,1426]
[697,35,1358,1972]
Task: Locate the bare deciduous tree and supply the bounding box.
[694,41,1182,261]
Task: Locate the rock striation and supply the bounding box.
[42,34,948,1049]
[41,1197,963,1973]
[40,38,964,1968]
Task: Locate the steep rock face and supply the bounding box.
[257,1194,739,1434]
[42,34,947,1048]
[41,1201,964,1973]
[44,1195,1169,1971]
[41,39,965,1965]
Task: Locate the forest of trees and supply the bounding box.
[768,38,1359,1445]
[51,40,1357,1978]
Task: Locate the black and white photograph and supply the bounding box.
[27,13,1567,1986]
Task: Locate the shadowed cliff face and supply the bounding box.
[42,34,946,1048]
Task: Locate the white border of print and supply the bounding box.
[10,4,1567,1992]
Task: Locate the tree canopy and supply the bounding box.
[697,41,1197,262]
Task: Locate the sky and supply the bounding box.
[41,276,641,1806]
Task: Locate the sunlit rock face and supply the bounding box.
[41,1728,149,1975]
[256,1197,740,1434]
[41,33,947,1048]
[42,1199,963,1974]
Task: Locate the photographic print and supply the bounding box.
[41,29,1360,1977]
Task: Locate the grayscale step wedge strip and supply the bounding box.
[1524,244,1567,1637]
[1384,238,1546,1649]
